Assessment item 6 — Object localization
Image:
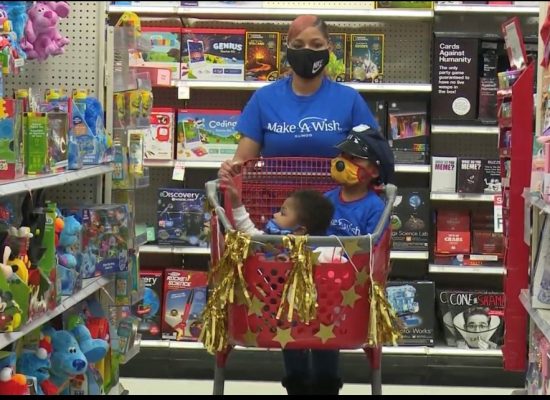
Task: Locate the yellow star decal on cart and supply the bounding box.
[315,324,336,344]
[343,239,362,257]
[273,327,294,348]
[355,268,369,287]
[247,296,264,317]
[243,328,258,347]
[311,250,321,266]
[341,286,362,308]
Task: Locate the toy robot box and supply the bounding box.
[132,270,163,340]
[156,188,210,247]
[162,269,208,341]
[386,281,435,346]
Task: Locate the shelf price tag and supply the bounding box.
[178,82,190,100]
[172,161,186,181]
[494,195,503,233]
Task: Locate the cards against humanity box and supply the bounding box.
[483,159,502,193]
[387,101,429,164]
[432,36,479,121]
[245,32,280,82]
[386,281,435,346]
[133,270,163,340]
[478,41,499,123]
[457,158,484,193]
[437,290,505,349]
[391,188,429,251]
[431,157,457,193]
[162,269,208,341]
[156,188,210,247]
[181,28,245,81]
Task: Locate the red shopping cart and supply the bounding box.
[205,158,397,396]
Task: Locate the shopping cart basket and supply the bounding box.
[205,158,397,396]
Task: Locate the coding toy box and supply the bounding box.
[350,34,384,83]
[162,269,208,341]
[146,108,175,161]
[245,32,280,82]
[437,290,505,350]
[133,270,163,340]
[387,101,429,164]
[176,109,240,161]
[391,188,430,251]
[157,188,210,247]
[386,281,435,346]
[181,28,245,81]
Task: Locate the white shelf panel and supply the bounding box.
[0,165,113,197]
[108,5,434,20]
[140,340,502,357]
[175,80,432,94]
[139,245,210,255]
[431,125,499,135]
[395,164,430,174]
[430,193,496,202]
[520,289,550,343]
[390,251,429,260]
[429,264,505,276]
[435,4,539,15]
[0,276,110,349]
[144,160,222,169]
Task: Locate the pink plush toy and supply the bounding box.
[21,1,70,62]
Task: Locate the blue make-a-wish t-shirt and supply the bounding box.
[324,188,385,237]
[236,77,378,157]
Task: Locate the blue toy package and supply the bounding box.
[80,204,129,278]
[132,270,163,340]
[156,188,210,247]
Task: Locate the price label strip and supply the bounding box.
[494,194,503,234]
[172,160,186,181]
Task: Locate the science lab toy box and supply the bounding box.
[135,26,182,81]
[181,28,245,81]
[176,109,241,161]
[162,269,208,341]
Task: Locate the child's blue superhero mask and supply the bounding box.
[264,219,297,235]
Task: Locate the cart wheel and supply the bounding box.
[364,347,382,396]
[213,348,232,396]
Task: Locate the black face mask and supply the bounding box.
[286,48,330,79]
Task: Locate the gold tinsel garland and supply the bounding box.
[199,230,252,354]
[276,235,317,324]
[367,281,402,347]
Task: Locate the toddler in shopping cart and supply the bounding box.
[327,125,395,240]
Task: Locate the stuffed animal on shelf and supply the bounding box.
[20,1,70,62]
[0,353,28,395]
[17,337,59,395]
[42,325,88,395]
[56,214,82,295]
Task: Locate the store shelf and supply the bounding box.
[108,382,129,396]
[434,4,539,15]
[431,125,499,135]
[139,245,210,255]
[429,264,505,276]
[139,340,502,358]
[0,165,113,197]
[430,193,496,202]
[0,276,111,349]
[390,251,429,260]
[107,5,434,20]
[173,80,432,94]
[144,160,223,169]
[520,289,550,343]
[395,164,430,174]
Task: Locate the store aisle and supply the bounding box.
[120,378,517,396]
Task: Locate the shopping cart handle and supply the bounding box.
[205,179,234,230]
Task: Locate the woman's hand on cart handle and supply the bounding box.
[219,159,243,179]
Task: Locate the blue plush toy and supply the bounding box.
[42,326,88,395]
[57,215,82,295]
[70,324,109,396]
[84,97,111,163]
[1,1,28,59]
[17,338,59,395]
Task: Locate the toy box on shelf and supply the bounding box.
[0,98,23,180]
[145,108,175,161]
[391,188,430,251]
[245,32,279,82]
[181,28,245,82]
[80,204,130,279]
[156,188,210,247]
[350,34,384,83]
[176,109,240,161]
[387,101,429,164]
[132,270,163,340]
[162,269,207,341]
